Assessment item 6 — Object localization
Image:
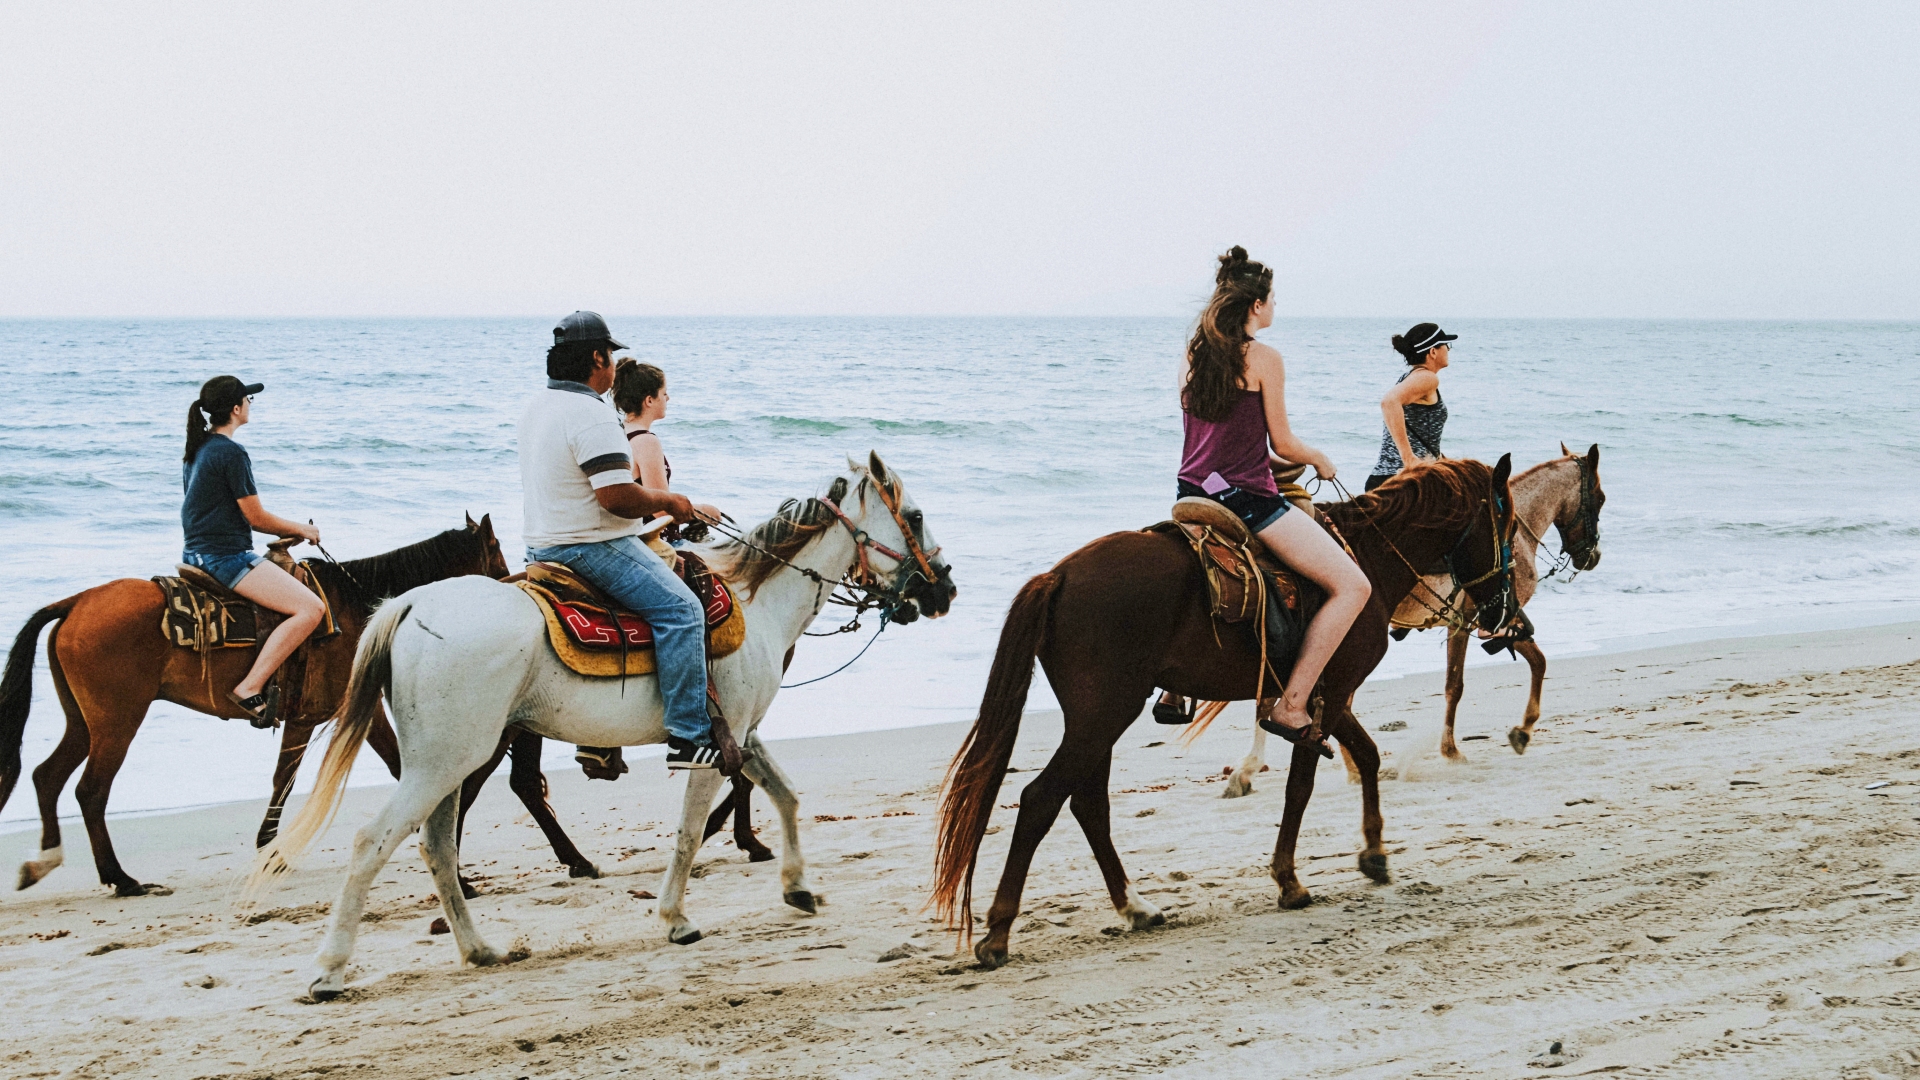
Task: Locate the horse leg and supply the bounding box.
[976,753,1081,969]
[1439,627,1469,761]
[453,729,514,899]
[366,710,403,779]
[418,791,501,968]
[505,731,600,880]
[1270,738,1325,910]
[739,737,813,910]
[1067,751,1160,930]
[1325,698,1390,884]
[702,782,738,843]
[256,719,315,849]
[706,774,774,862]
[311,775,463,999]
[1508,639,1547,754]
[658,768,727,945]
[1223,703,1269,799]
[20,705,88,891]
[73,724,151,896]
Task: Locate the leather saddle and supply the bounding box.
[158,538,336,652]
[1148,495,1315,695]
[516,554,745,678]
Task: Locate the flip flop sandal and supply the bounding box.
[228,685,280,730]
[1151,694,1194,725]
[575,746,629,781]
[1257,714,1335,760]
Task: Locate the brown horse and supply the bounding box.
[0,516,554,896]
[932,456,1520,968]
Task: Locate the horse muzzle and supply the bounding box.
[903,565,957,620]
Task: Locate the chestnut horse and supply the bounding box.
[932,457,1521,968]
[0,516,567,896]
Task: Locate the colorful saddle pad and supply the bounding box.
[517,565,746,678]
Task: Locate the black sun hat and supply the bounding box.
[197,375,263,411]
[1395,323,1458,359]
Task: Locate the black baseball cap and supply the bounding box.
[198,375,263,410]
[553,310,626,351]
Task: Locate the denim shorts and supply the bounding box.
[183,549,264,590]
[1175,480,1291,534]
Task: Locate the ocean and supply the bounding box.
[3,317,1917,827]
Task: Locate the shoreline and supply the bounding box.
[8,612,1916,835]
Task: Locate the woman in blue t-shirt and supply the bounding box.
[182,376,324,728]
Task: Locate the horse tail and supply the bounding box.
[931,572,1059,937]
[0,600,74,815]
[248,597,410,894]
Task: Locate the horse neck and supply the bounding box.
[745,521,861,647]
[334,532,477,610]
[1511,459,1576,563]
[1337,502,1467,609]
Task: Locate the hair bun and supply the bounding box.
[1215,245,1265,286]
[1390,334,1408,354]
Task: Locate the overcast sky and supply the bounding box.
[3,3,1915,319]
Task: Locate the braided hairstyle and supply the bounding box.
[1183,246,1275,423]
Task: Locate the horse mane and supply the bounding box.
[1321,458,1492,538]
[303,526,477,611]
[710,475,857,598]
[1512,453,1572,484]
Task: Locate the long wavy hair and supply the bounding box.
[1183,246,1274,423]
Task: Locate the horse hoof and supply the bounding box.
[467,946,503,967]
[308,973,345,1001]
[1508,728,1531,755]
[669,927,705,946]
[1279,886,1313,910]
[783,891,817,914]
[16,863,48,891]
[459,880,480,900]
[746,848,776,863]
[1358,852,1392,884]
[973,941,1009,969]
[1221,776,1251,799]
[114,880,164,898]
[1127,909,1167,930]
[569,863,602,880]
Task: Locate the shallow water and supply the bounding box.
[2,316,1916,823]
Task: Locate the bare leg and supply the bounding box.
[1508,638,1547,754]
[739,735,813,911]
[230,562,324,701]
[1255,510,1372,732]
[1440,627,1469,761]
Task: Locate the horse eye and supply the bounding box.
[906,510,923,526]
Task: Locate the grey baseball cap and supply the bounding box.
[553,310,626,350]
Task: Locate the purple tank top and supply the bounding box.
[1179,389,1277,497]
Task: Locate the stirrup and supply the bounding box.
[575,746,629,781]
[1257,713,1334,760]
[1151,693,1194,725]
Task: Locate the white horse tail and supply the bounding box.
[247,597,410,896]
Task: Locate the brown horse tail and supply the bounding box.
[0,600,74,813]
[930,572,1059,938]
[247,597,409,896]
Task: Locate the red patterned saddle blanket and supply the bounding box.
[518,555,746,678]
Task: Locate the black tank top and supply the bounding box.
[626,428,679,542]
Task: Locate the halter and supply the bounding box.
[817,469,943,596]
[1515,454,1600,581]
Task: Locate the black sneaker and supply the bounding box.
[665,736,720,770]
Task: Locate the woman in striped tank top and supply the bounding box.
[1170,247,1372,753]
[1366,322,1454,491]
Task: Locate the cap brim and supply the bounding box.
[242,382,265,394]
[1438,333,1458,343]
[606,337,627,351]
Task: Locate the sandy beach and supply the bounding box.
[4,620,1918,1079]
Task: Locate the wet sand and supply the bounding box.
[3,621,1918,1078]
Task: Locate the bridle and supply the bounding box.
[817,469,943,602]
[1330,475,1523,639]
[1515,454,1600,581]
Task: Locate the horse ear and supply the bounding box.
[868,450,890,486]
[479,513,493,535]
[1560,441,1571,457]
[1586,443,1600,468]
[846,453,864,474]
[465,512,477,529]
[1493,452,1512,485]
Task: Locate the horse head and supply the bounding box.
[1451,453,1528,639]
[1553,443,1604,572]
[843,451,957,623]
[463,512,512,579]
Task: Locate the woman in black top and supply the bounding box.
[1367,323,1455,491]
[181,376,324,727]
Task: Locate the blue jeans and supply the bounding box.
[183,549,265,590]
[527,536,710,745]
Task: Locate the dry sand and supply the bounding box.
[3,621,1918,1079]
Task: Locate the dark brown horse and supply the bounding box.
[0,516,586,896]
[932,457,1520,968]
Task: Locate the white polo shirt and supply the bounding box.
[518,380,641,548]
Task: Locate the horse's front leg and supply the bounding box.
[1326,698,1390,884]
[740,734,813,911]
[1440,627,1469,761]
[658,768,727,945]
[1270,737,1324,910]
[1509,639,1547,754]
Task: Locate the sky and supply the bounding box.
[2,3,1916,319]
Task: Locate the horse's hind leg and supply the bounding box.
[1508,639,1547,754]
[977,748,1084,969]
[311,777,460,999]
[1270,737,1325,910]
[1068,750,1160,930]
[1440,628,1469,761]
[74,718,154,896]
[658,768,727,945]
[1224,705,1269,799]
[20,692,88,891]
[453,728,513,898]
[705,774,773,862]
[505,731,600,880]
[419,791,501,968]
[1325,698,1391,885]
[739,737,812,908]
[257,719,316,849]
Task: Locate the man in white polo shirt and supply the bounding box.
[521,311,724,770]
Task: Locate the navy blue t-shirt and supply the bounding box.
[181,434,259,555]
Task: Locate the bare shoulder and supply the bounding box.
[1244,340,1285,387]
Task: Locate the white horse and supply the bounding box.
[252,453,953,1000]
[1218,445,1603,795]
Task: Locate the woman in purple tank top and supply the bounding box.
[1166,247,1372,752]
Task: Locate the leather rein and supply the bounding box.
[1328,475,1522,637]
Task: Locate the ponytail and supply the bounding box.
[184,400,211,463]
